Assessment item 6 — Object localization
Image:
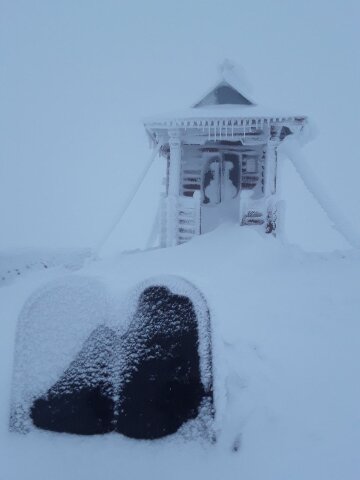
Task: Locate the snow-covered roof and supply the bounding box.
[144,61,306,132]
[192,59,255,108]
[144,104,304,124]
[193,81,253,108]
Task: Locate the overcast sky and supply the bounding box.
[1,0,359,253]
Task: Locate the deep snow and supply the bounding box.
[1,226,360,480]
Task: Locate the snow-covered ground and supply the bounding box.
[1,1,359,478]
[0,248,91,287]
[1,226,360,480]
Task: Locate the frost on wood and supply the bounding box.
[144,63,309,248]
[10,275,213,439]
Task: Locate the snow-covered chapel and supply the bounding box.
[144,60,308,246]
[7,61,360,464]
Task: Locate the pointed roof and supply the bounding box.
[143,60,307,136]
[192,59,255,108]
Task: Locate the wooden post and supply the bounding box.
[264,134,279,235]
[168,130,181,196]
[264,140,278,198]
[166,130,182,246]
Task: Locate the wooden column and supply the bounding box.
[168,130,182,196]
[166,130,182,246]
[264,133,280,235]
[264,140,278,197]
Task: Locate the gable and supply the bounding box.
[194,82,253,107]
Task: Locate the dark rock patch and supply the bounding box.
[117,286,206,439]
[31,325,117,435]
[30,284,212,439]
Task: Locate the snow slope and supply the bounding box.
[1,226,360,480]
[0,248,91,287]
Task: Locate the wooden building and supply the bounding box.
[144,61,308,247]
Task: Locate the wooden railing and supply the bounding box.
[160,192,201,247]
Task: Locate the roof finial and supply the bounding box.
[219,59,235,77]
[217,59,253,100]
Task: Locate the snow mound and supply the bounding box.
[10,274,213,439]
[1,227,360,479]
[10,276,109,432]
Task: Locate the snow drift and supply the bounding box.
[1,226,360,480]
[10,275,213,439]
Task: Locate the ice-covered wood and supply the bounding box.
[144,64,308,246]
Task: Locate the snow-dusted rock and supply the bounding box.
[10,274,213,439]
[2,227,360,480]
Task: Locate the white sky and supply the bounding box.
[1,0,359,252]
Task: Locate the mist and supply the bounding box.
[1,0,359,253]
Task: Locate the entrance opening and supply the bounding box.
[201,153,240,233]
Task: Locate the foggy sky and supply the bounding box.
[1,0,359,253]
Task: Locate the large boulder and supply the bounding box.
[10,275,213,440]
